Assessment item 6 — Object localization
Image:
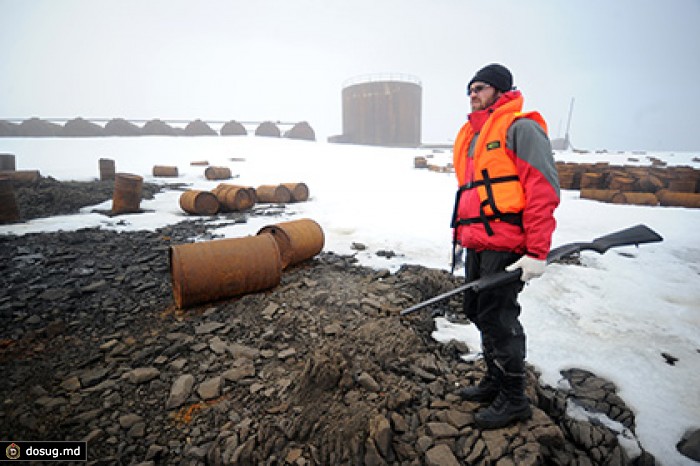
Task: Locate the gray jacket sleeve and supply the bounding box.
[506,118,560,196]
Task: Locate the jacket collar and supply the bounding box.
[468,90,523,132]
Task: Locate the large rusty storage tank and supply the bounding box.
[340,74,422,147]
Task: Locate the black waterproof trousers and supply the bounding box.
[463,249,526,378]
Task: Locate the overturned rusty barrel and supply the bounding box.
[580,172,604,189]
[668,179,696,193]
[190,160,209,166]
[99,158,115,181]
[204,166,232,180]
[256,184,292,204]
[580,189,619,203]
[637,174,664,193]
[257,218,324,269]
[112,173,143,214]
[556,169,576,190]
[212,184,255,211]
[611,192,659,206]
[656,190,700,208]
[608,175,636,191]
[281,182,310,202]
[170,233,282,308]
[179,190,219,215]
[0,178,20,224]
[153,165,179,177]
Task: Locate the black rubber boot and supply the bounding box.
[457,354,501,402]
[474,376,532,430]
[457,373,500,403]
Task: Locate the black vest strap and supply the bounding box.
[451,169,523,236]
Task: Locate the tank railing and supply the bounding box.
[342,73,422,88]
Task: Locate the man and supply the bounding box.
[451,64,560,429]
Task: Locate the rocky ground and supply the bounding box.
[0,178,674,465]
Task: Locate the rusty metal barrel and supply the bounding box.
[212,184,254,211]
[99,158,115,181]
[0,178,20,224]
[0,153,16,171]
[0,170,41,183]
[580,172,604,189]
[611,192,659,206]
[112,173,143,214]
[414,156,428,169]
[257,218,324,269]
[179,190,219,215]
[170,233,282,308]
[281,182,310,202]
[580,189,619,203]
[204,166,232,180]
[637,174,664,193]
[668,179,696,193]
[656,190,700,208]
[608,176,636,191]
[256,184,292,203]
[153,165,179,177]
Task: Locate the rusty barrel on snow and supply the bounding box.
[556,163,577,190]
[667,179,696,193]
[608,175,636,191]
[0,170,41,183]
[637,174,664,193]
[579,172,604,189]
[169,233,282,308]
[212,184,255,211]
[256,184,292,203]
[112,172,143,214]
[204,166,232,180]
[0,178,20,224]
[0,153,16,171]
[281,182,309,202]
[656,189,700,208]
[179,190,219,215]
[611,192,659,206]
[414,156,428,169]
[99,158,115,181]
[580,189,619,203]
[153,165,179,177]
[257,218,324,269]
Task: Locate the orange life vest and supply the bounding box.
[452,100,547,236]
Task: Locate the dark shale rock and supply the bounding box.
[0,179,664,465]
[678,428,700,461]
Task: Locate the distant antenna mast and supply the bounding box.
[564,98,575,149]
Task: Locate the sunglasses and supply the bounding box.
[468,84,491,95]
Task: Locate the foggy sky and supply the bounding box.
[1,0,699,151]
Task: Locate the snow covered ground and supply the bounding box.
[1,136,698,465]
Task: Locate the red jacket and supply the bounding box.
[452,91,560,260]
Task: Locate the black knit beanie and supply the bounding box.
[468,63,513,93]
